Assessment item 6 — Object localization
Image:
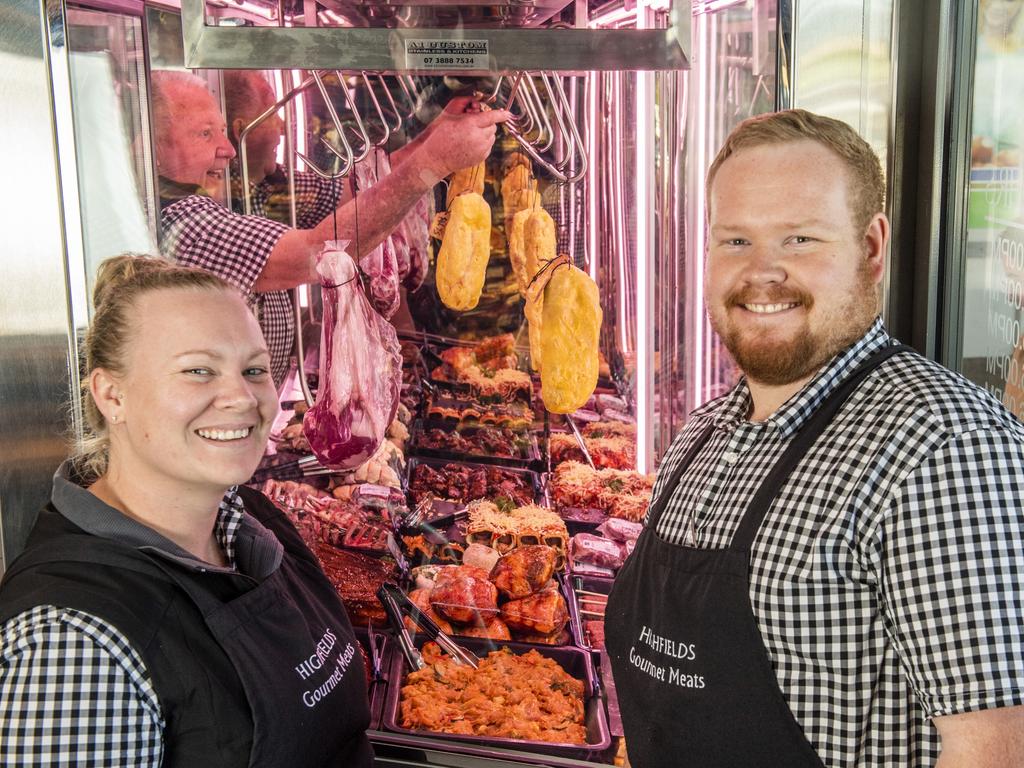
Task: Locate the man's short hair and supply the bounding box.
[150,69,210,139]
[222,70,275,144]
[706,109,885,234]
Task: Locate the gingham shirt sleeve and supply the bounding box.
[874,427,1024,719]
[1,605,164,766]
[293,170,345,230]
[160,195,290,293]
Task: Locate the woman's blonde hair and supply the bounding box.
[73,254,231,480]
[706,109,885,235]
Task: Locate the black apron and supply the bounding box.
[151,545,373,768]
[0,491,372,768]
[605,344,908,768]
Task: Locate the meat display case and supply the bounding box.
[2,0,918,764]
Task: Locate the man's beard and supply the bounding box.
[708,266,878,387]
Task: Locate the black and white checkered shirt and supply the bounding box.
[652,318,1024,766]
[160,195,294,387]
[0,490,248,766]
[233,164,344,231]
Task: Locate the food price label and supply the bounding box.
[406,39,489,70]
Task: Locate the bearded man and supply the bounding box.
[605,109,1024,768]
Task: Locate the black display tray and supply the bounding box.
[382,637,611,761]
[406,456,546,509]
[409,419,540,469]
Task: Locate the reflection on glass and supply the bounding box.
[66,7,157,304]
[960,0,1024,419]
[684,1,778,415]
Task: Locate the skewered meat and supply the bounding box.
[409,462,534,507]
[430,565,499,624]
[456,617,512,641]
[404,587,453,636]
[490,545,558,599]
[500,588,568,636]
[418,426,526,459]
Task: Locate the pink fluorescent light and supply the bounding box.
[635,7,651,473]
[587,73,598,281]
[292,70,307,172]
[273,70,286,166]
[693,11,708,412]
[232,0,276,20]
[590,5,636,27]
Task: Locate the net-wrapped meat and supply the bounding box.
[541,263,603,414]
[436,192,491,311]
[500,588,569,636]
[490,545,558,599]
[303,242,401,468]
[446,161,485,208]
[429,565,500,624]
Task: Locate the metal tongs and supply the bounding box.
[376,583,480,670]
[565,414,597,469]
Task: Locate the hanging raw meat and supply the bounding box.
[303,241,401,469]
[398,193,431,292]
[354,148,401,318]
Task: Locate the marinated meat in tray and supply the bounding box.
[491,545,558,599]
[550,461,655,522]
[409,462,534,506]
[429,565,500,624]
[418,425,530,460]
[500,588,569,636]
[313,544,396,625]
[400,644,587,743]
[406,544,570,645]
[549,431,636,470]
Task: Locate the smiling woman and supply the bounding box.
[0,254,375,767]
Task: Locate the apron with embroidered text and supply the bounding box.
[605,344,909,767]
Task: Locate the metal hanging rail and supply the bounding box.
[179,0,690,72]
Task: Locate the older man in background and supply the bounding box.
[152,69,507,385]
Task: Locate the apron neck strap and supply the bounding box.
[730,343,912,552]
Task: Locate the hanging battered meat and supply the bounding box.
[430,565,500,624]
[490,545,558,599]
[500,588,569,636]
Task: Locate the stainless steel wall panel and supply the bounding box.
[0,0,77,572]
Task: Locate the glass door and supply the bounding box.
[958,0,1024,419]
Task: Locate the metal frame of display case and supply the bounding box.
[177,0,691,72]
